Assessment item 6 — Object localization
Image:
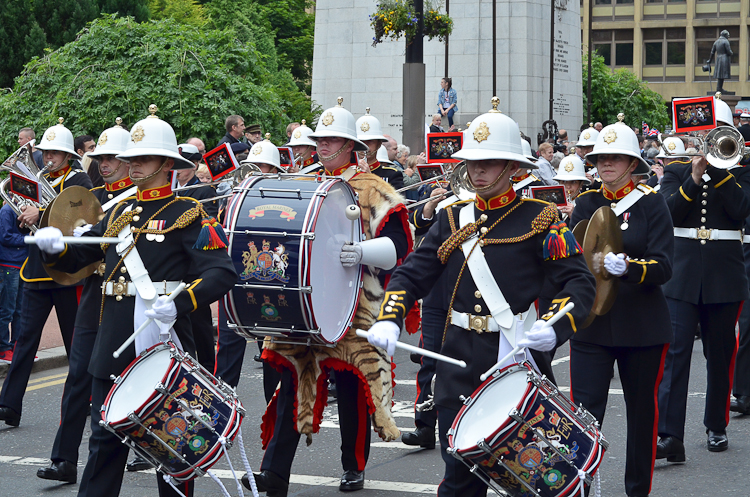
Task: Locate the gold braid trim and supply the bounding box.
[481,204,559,246]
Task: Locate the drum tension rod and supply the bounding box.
[476,440,542,497]
[127,411,193,466]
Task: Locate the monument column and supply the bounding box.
[403,0,426,154]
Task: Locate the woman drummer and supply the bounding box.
[570,114,674,497]
[554,154,590,222]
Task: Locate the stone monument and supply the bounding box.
[707,30,733,94]
[311,0,582,150]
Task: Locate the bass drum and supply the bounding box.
[223,175,363,345]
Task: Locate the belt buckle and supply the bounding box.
[697,228,711,240]
[113,276,128,301]
[470,314,488,333]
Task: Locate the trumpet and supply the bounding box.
[657,126,750,169]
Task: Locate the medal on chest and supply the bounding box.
[145,219,166,242]
[621,212,630,231]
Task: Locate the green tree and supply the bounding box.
[98,0,150,21]
[583,52,671,131]
[0,14,318,156]
[32,0,100,49]
[149,0,206,27]
[0,0,48,88]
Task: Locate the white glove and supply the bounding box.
[340,243,363,267]
[73,224,92,237]
[144,295,178,325]
[517,320,558,352]
[604,252,628,277]
[34,226,65,254]
[366,320,401,356]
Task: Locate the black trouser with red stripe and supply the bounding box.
[436,406,488,497]
[0,285,77,415]
[214,300,246,388]
[191,304,215,373]
[733,298,750,398]
[571,340,668,497]
[413,306,442,430]
[77,377,193,497]
[658,299,740,439]
[261,367,371,481]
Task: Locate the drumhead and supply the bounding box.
[452,367,529,450]
[105,347,172,422]
[304,180,363,342]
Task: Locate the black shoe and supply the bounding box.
[655,436,685,462]
[401,426,436,449]
[730,396,750,415]
[0,406,20,427]
[253,353,263,363]
[126,454,152,472]
[707,430,728,452]
[339,470,364,492]
[410,352,422,363]
[328,380,338,399]
[243,470,288,497]
[37,460,77,484]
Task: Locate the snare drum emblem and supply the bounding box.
[261,295,281,321]
[241,240,290,283]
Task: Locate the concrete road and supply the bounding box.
[0,332,748,496]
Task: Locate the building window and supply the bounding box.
[643,28,685,82]
[695,0,741,18]
[595,0,635,4]
[593,29,633,67]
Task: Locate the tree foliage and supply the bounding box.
[582,53,671,131]
[0,15,318,157]
[149,0,206,27]
[0,0,47,88]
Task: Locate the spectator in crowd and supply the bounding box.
[402,154,424,201]
[733,110,741,127]
[286,122,300,139]
[383,135,401,170]
[737,113,750,142]
[196,164,211,183]
[437,77,458,128]
[74,135,95,158]
[535,142,558,185]
[429,114,445,133]
[595,121,603,131]
[218,115,245,147]
[231,142,250,162]
[74,135,102,186]
[244,124,262,144]
[187,137,206,155]
[17,128,43,168]
[0,204,29,364]
[394,144,409,170]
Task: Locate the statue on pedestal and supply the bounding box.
[706,30,733,93]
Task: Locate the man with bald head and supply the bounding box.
[186,137,206,155]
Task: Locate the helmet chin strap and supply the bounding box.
[601,159,637,189]
[319,140,351,162]
[469,161,512,194]
[130,158,169,186]
[100,160,125,179]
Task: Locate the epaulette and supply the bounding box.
[91,185,105,192]
[522,198,552,206]
[636,183,656,195]
[531,204,561,233]
[192,204,228,250]
[381,165,400,172]
[446,199,473,209]
[538,203,582,261]
[577,188,600,197]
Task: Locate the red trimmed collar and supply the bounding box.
[475,187,517,211]
[302,156,316,167]
[137,184,173,201]
[513,172,531,182]
[369,161,381,172]
[105,177,134,192]
[48,165,71,179]
[602,180,635,201]
[324,163,355,177]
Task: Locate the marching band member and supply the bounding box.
[356,108,404,189]
[366,99,596,497]
[570,115,674,497]
[511,139,544,197]
[657,94,750,459]
[287,119,318,172]
[246,99,412,496]
[32,105,236,497]
[553,154,590,222]
[37,119,136,484]
[575,123,601,190]
[0,118,93,428]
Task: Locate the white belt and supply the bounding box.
[450,310,500,333]
[673,227,743,242]
[744,235,750,244]
[103,280,181,298]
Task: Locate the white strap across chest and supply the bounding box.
[611,185,647,217]
[513,174,538,192]
[115,204,157,302]
[101,186,137,212]
[458,204,515,329]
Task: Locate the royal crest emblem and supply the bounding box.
[253,145,262,155]
[474,122,491,143]
[321,112,335,126]
[668,141,676,151]
[260,294,281,321]
[603,129,617,144]
[360,121,371,132]
[46,131,56,141]
[132,125,145,143]
[240,240,290,283]
[98,133,108,146]
[564,162,574,172]
[293,129,302,139]
[583,131,590,140]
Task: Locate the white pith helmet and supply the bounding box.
[89,117,131,158]
[116,105,194,169]
[243,133,283,171]
[286,119,317,148]
[376,145,393,165]
[554,154,591,184]
[714,93,733,126]
[585,113,651,175]
[451,97,537,169]
[520,138,538,163]
[36,117,81,160]
[577,124,599,147]
[656,136,687,159]
[178,143,203,164]
[356,108,387,142]
[309,97,368,152]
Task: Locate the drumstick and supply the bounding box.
[479,302,575,382]
[355,329,467,368]
[25,236,121,244]
[112,282,188,358]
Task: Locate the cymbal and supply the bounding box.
[44,186,105,286]
[582,206,623,320]
[572,219,588,247]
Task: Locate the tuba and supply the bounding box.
[0,142,57,231]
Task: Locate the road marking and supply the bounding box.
[395,379,416,385]
[26,378,67,392]
[28,372,68,384]
[551,355,570,366]
[0,373,68,395]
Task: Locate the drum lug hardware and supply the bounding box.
[459,395,471,405]
[110,374,122,384]
[155,383,169,396]
[446,447,463,461]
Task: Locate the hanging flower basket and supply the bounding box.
[423,6,453,43]
[369,0,419,47]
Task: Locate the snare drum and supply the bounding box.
[223,175,363,344]
[101,343,244,481]
[447,363,607,497]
